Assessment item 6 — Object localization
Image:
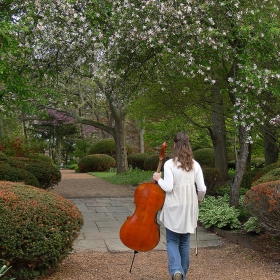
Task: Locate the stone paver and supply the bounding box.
[53,170,224,253]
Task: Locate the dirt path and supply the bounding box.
[51,169,135,198]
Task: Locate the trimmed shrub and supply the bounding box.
[0,152,8,162]
[252,167,280,186]
[245,181,280,237]
[28,153,55,166]
[143,154,168,171]
[201,167,221,195]
[7,157,61,189]
[127,153,150,170]
[193,148,215,167]
[0,181,83,279]
[78,154,116,172]
[0,163,40,188]
[252,162,280,184]
[88,138,116,157]
[88,138,132,159]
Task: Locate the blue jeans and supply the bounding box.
[166,228,190,279]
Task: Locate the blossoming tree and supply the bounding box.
[13,0,280,206]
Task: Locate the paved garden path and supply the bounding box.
[50,169,224,252]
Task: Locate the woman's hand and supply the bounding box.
[153,172,162,181]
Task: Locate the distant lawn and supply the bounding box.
[89,170,154,185]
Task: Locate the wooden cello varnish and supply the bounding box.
[119,142,166,252]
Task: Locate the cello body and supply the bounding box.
[119,142,167,252]
[119,182,165,252]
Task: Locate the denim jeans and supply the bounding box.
[166,228,190,279]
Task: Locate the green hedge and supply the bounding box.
[143,154,168,171]
[78,154,116,172]
[0,181,83,279]
[88,138,132,159]
[252,162,280,184]
[127,153,150,170]
[252,167,280,186]
[7,157,61,189]
[202,167,222,195]
[0,163,40,188]
[193,148,215,167]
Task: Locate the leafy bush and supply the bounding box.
[201,167,221,195]
[252,167,280,186]
[88,138,116,157]
[0,152,8,163]
[193,148,215,167]
[251,162,280,184]
[240,170,254,189]
[244,180,280,237]
[0,163,40,187]
[127,153,150,170]
[199,195,241,229]
[78,154,116,172]
[0,137,42,157]
[28,153,55,166]
[143,154,168,171]
[7,157,61,189]
[251,157,265,168]
[88,138,132,159]
[0,181,83,279]
[243,216,262,234]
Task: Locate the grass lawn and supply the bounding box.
[89,170,154,185]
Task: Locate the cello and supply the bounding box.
[119,142,167,271]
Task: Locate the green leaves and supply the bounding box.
[199,195,241,229]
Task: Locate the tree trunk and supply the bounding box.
[210,88,229,181]
[138,128,145,153]
[111,106,128,173]
[230,125,249,208]
[0,116,4,141]
[114,118,128,173]
[263,130,279,166]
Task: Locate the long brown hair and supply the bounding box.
[172,132,193,171]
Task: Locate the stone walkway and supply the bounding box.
[51,169,224,252]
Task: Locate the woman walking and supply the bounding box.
[153,132,207,280]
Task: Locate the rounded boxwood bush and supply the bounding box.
[127,153,150,170]
[252,162,280,184]
[193,148,215,167]
[7,157,61,189]
[88,138,132,158]
[78,154,116,172]
[245,180,280,237]
[0,151,8,162]
[28,153,55,166]
[0,181,83,279]
[252,167,280,186]
[0,163,40,187]
[143,155,161,171]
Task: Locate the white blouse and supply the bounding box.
[157,159,206,234]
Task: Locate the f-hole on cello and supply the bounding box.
[119,142,167,272]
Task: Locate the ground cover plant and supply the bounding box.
[0,181,83,279]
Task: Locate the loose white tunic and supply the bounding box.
[157,159,206,234]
